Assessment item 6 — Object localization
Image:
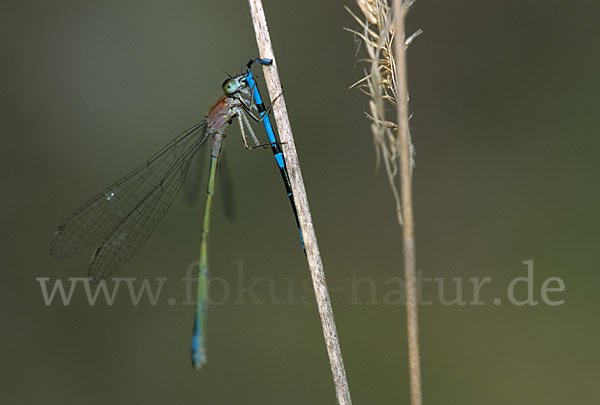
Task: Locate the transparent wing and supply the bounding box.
[87,134,205,282]
[184,147,235,219]
[50,121,208,262]
[218,150,236,219]
[183,140,208,203]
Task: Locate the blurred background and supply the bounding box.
[2,0,599,403]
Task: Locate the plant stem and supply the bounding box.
[247,1,352,404]
[393,0,422,404]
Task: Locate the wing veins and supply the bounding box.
[50,121,208,260]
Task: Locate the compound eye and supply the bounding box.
[222,79,239,95]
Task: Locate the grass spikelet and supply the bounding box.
[345,0,420,225]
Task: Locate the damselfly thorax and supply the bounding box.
[205,73,260,156]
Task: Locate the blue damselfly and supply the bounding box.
[50,65,276,368]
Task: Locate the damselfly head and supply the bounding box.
[222,75,246,96]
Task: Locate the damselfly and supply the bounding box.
[50,64,276,368]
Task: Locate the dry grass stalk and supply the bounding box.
[248,1,353,404]
[347,1,423,404]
